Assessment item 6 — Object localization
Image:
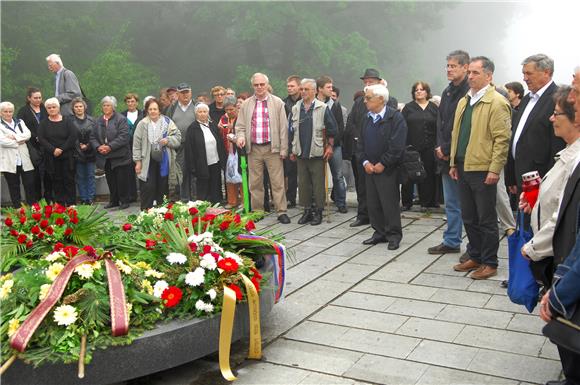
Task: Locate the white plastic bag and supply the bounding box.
[226,152,242,184]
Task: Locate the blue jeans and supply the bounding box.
[76,161,96,202]
[442,173,463,248]
[328,145,346,208]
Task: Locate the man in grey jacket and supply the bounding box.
[46,54,82,116]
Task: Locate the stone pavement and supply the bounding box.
[115,202,562,385]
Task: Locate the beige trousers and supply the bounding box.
[248,143,287,213]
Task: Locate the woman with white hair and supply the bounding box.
[133,98,181,210]
[184,103,226,203]
[90,96,132,210]
[38,97,77,205]
[0,101,36,207]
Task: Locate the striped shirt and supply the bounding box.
[251,98,270,144]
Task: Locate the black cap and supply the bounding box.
[360,68,381,80]
[176,83,191,92]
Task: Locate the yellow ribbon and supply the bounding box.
[219,274,262,381]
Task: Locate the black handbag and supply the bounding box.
[398,145,427,184]
[542,307,580,354]
[26,141,43,166]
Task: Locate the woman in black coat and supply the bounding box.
[121,92,144,203]
[90,96,132,210]
[184,103,226,204]
[401,81,439,210]
[70,97,97,205]
[37,98,77,205]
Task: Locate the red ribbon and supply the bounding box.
[10,253,129,352]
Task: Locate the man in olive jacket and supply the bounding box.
[449,56,512,280]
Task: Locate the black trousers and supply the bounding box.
[365,169,402,242]
[3,166,36,207]
[51,157,76,206]
[401,148,438,207]
[558,345,580,385]
[352,155,369,221]
[105,160,131,206]
[457,163,499,267]
[139,158,168,210]
[196,163,222,204]
[284,158,297,204]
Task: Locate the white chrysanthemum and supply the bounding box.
[152,215,163,226]
[206,288,217,301]
[46,263,65,281]
[166,252,187,265]
[53,304,78,326]
[187,231,213,244]
[91,261,102,270]
[45,251,66,262]
[75,263,94,280]
[185,267,205,287]
[39,284,52,301]
[145,269,164,278]
[199,254,217,270]
[115,260,133,275]
[186,200,203,208]
[195,299,214,313]
[155,206,168,214]
[153,280,169,298]
[7,318,20,337]
[224,251,243,265]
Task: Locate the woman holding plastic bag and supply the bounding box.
[218,96,243,208]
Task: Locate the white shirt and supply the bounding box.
[512,80,554,157]
[126,110,138,125]
[467,84,489,106]
[200,122,219,165]
[179,100,193,113]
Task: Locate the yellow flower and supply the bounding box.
[75,263,94,280]
[145,269,164,279]
[53,305,78,326]
[46,263,65,281]
[39,284,52,301]
[141,279,154,295]
[91,261,102,270]
[0,273,13,282]
[0,279,15,299]
[115,260,132,275]
[135,261,151,270]
[7,318,20,337]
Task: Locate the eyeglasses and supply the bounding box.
[364,95,375,101]
[552,111,567,117]
[214,93,225,97]
[253,83,266,88]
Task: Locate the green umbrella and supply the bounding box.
[239,147,250,213]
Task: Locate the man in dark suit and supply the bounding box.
[506,54,565,191]
[357,84,407,250]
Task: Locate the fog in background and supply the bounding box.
[1,1,578,109]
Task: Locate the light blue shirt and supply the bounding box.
[367,105,386,123]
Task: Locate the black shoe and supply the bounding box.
[500,280,508,289]
[104,202,119,209]
[388,240,400,250]
[297,209,313,225]
[119,203,130,210]
[350,218,370,227]
[277,214,291,224]
[310,209,323,226]
[338,206,348,214]
[427,243,460,255]
[362,237,387,245]
[401,204,412,211]
[287,201,296,209]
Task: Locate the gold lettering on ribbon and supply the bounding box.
[240,274,261,359]
[219,285,237,381]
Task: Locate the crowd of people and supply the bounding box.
[1,51,580,384]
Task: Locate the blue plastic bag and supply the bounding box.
[507,211,539,312]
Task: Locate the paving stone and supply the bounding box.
[263,339,363,376]
[288,245,328,264]
[310,305,408,333]
[424,253,468,276]
[235,361,309,384]
[467,349,562,383]
[467,279,510,295]
[353,280,437,300]
[285,255,346,294]
[333,328,421,358]
[332,291,396,312]
[412,272,473,290]
[539,339,560,360]
[343,353,428,385]
[323,262,374,284]
[385,298,446,319]
[321,226,367,240]
[370,261,426,283]
[396,317,465,342]
[285,321,349,346]
[416,365,519,385]
[261,299,321,342]
[484,294,539,315]
[407,340,479,369]
[320,242,370,257]
[348,250,398,266]
[506,313,545,335]
[303,236,344,249]
[299,371,373,384]
[454,325,547,356]
[436,304,513,329]
[429,288,492,307]
[290,279,352,307]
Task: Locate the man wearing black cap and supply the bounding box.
[166,82,196,201]
[344,68,398,227]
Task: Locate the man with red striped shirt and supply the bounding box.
[236,73,291,223]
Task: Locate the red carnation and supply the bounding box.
[185,228,190,234]
[82,245,96,256]
[63,245,79,258]
[31,225,41,235]
[145,239,157,250]
[188,242,197,252]
[26,240,33,249]
[17,234,27,244]
[55,217,65,226]
[161,286,183,308]
[18,207,26,216]
[19,216,26,225]
[4,217,13,227]
[45,226,54,235]
[251,276,261,293]
[245,220,256,231]
[217,258,239,273]
[219,220,231,231]
[70,216,79,224]
[64,227,73,237]
[39,219,49,229]
[228,284,243,301]
[10,229,18,237]
[122,223,132,231]
[203,245,212,254]
[164,212,174,221]
[32,212,42,221]
[53,242,64,251]
[167,203,174,209]
[32,203,40,212]
[201,213,216,222]
[54,204,65,214]
[188,207,198,215]
[37,232,44,239]
[44,205,52,218]
[233,214,241,224]
[250,267,263,280]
